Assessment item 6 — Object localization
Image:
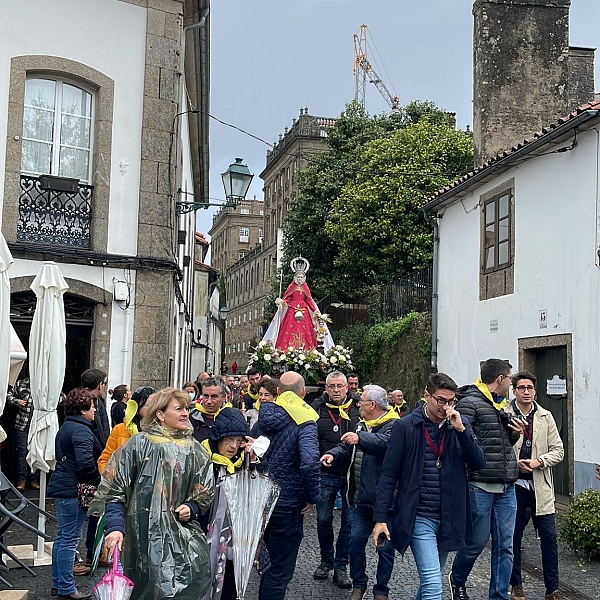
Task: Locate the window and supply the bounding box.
[22,78,93,182]
[249,310,252,322]
[239,227,249,242]
[240,208,250,214]
[242,342,246,351]
[239,251,248,259]
[259,210,264,216]
[258,228,263,244]
[483,192,511,272]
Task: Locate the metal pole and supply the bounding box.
[36,470,47,558]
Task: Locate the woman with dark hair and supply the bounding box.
[100,388,214,600]
[48,388,102,600]
[245,377,278,430]
[98,386,155,473]
[182,381,200,406]
[109,384,131,428]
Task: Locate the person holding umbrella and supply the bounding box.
[101,388,214,600]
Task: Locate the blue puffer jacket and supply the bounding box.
[252,402,321,508]
[417,419,443,519]
[48,415,102,498]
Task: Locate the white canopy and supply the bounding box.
[0,234,13,443]
[10,324,27,387]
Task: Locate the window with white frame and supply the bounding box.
[239,227,249,242]
[258,228,263,244]
[259,209,264,216]
[22,78,93,182]
[240,208,250,214]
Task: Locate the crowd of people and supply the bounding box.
[5,357,566,600]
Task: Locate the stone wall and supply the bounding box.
[567,46,596,110]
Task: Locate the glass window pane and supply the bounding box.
[499,241,509,265]
[485,224,495,247]
[60,114,91,149]
[23,106,54,142]
[485,201,495,225]
[25,79,56,110]
[485,246,495,270]
[499,218,509,242]
[58,147,89,180]
[21,140,51,175]
[499,194,509,219]
[62,84,92,118]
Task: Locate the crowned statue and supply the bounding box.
[262,257,334,351]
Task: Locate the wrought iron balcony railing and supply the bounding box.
[18,175,93,249]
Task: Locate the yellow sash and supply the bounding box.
[194,401,233,417]
[254,400,261,411]
[361,407,399,429]
[392,401,408,416]
[201,439,244,474]
[275,391,319,425]
[124,400,140,437]
[245,385,259,402]
[325,397,353,420]
[474,378,507,410]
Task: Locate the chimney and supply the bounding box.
[567,46,596,109]
[473,0,571,166]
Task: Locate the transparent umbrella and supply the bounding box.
[223,468,280,599]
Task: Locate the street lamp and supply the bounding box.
[221,158,253,208]
[219,306,229,321]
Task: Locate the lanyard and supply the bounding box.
[522,415,533,447]
[326,408,342,432]
[424,425,446,469]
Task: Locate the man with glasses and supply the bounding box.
[311,371,361,588]
[450,359,526,600]
[373,373,485,600]
[506,372,564,600]
[321,384,398,600]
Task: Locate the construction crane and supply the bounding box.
[353,24,400,111]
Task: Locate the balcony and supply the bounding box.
[18,175,93,249]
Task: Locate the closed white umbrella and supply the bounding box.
[0,234,14,443]
[10,324,27,386]
[27,261,68,558]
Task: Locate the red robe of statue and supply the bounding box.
[275,281,318,350]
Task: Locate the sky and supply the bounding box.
[199,0,600,243]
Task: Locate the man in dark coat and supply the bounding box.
[81,368,109,446]
[449,358,526,600]
[373,373,485,600]
[321,384,398,600]
[311,371,360,588]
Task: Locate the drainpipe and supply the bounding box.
[422,207,439,373]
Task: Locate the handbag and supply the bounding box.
[55,430,98,510]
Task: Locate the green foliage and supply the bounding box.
[561,489,600,559]
[335,312,431,404]
[284,100,473,300]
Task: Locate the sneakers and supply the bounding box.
[313,561,333,580]
[332,568,352,589]
[545,591,563,600]
[511,585,525,600]
[448,574,469,600]
[348,589,366,600]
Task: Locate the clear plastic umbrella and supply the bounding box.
[93,547,134,600]
[222,468,280,599]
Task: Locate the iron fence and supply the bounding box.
[376,266,433,322]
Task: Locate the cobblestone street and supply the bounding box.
[5,496,600,600]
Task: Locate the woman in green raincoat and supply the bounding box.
[100,388,215,600]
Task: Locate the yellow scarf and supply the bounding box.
[474,378,507,410]
[325,397,354,420]
[201,439,244,474]
[392,401,408,416]
[361,407,399,429]
[275,391,319,425]
[254,400,261,411]
[124,399,140,437]
[194,401,233,417]
[245,385,259,402]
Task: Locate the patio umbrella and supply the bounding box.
[223,468,280,599]
[27,261,68,557]
[9,324,27,386]
[0,234,13,443]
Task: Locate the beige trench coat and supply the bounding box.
[507,402,564,515]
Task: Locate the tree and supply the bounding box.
[283,101,471,300]
[325,118,473,288]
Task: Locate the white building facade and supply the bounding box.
[1,0,211,392]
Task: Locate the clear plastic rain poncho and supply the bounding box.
[93,424,215,600]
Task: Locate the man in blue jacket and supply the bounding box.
[372,373,486,600]
[321,384,398,600]
[253,371,321,600]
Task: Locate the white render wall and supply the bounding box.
[0,0,147,255]
[436,127,600,492]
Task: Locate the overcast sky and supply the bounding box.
[199,0,600,241]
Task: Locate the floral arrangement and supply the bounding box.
[248,341,355,385]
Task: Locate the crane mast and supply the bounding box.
[353,24,400,111]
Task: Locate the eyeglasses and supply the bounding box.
[515,385,535,392]
[222,437,245,446]
[431,394,456,407]
[326,384,347,390]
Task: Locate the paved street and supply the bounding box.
[4,495,600,600]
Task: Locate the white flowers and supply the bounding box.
[263,354,271,362]
[330,356,338,364]
[258,340,267,348]
[298,353,306,361]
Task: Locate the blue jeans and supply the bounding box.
[511,484,559,594]
[452,484,517,600]
[316,472,352,569]
[349,506,395,595]
[412,517,449,600]
[259,506,304,600]
[52,498,87,595]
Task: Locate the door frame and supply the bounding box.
[518,333,573,498]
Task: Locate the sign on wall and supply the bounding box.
[546,374,567,397]
[539,309,548,329]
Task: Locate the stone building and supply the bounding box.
[222,108,335,371]
[1,0,212,392]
